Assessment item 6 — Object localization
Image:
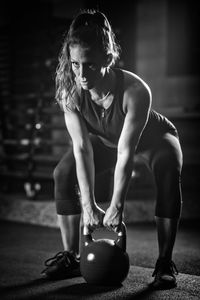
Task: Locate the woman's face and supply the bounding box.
[69,44,106,90]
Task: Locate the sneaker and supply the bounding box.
[150,257,178,290]
[41,251,81,280]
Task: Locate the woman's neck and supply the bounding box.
[89,68,115,103]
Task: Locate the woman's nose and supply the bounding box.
[79,65,87,79]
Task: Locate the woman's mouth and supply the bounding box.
[81,80,88,84]
[81,81,90,88]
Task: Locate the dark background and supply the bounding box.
[0,0,200,222]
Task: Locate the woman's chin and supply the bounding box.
[81,83,93,90]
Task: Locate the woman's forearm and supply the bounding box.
[73,147,96,208]
[111,153,134,209]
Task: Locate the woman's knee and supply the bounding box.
[150,137,183,219]
[154,164,182,218]
[152,148,183,199]
[54,149,80,214]
[151,135,183,176]
[53,149,75,183]
[53,162,68,183]
[153,152,182,179]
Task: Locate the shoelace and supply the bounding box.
[44,251,72,267]
[152,259,178,277]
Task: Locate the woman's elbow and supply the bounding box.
[73,141,92,157]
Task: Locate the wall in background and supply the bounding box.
[135,0,200,112]
[0,0,199,203]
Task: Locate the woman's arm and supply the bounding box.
[64,110,94,207]
[64,107,104,231]
[104,80,151,229]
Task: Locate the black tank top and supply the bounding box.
[79,68,178,149]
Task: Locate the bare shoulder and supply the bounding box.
[121,69,152,112]
[122,69,151,97]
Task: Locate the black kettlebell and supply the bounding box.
[80,222,130,285]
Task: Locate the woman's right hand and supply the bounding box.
[82,203,105,234]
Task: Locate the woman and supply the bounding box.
[41,10,182,289]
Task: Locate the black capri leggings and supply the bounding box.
[54,132,183,219]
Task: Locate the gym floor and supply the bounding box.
[0,219,199,299]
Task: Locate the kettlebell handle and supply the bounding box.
[83,222,127,252]
[115,222,127,252]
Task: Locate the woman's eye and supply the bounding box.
[89,64,96,70]
[72,62,79,68]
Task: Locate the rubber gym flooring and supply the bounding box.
[0,220,200,299]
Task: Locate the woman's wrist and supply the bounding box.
[82,199,97,211]
[110,200,124,212]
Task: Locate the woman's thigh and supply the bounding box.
[138,133,182,169]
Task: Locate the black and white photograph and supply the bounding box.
[0,0,200,299]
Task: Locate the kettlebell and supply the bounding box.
[80,222,130,285]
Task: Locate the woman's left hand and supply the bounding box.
[103,204,123,232]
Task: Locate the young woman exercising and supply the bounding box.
[41,10,183,289]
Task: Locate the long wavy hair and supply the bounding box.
[55,9,121,109]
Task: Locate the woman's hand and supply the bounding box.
[82,203,105,234]
[103,204,123,232]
